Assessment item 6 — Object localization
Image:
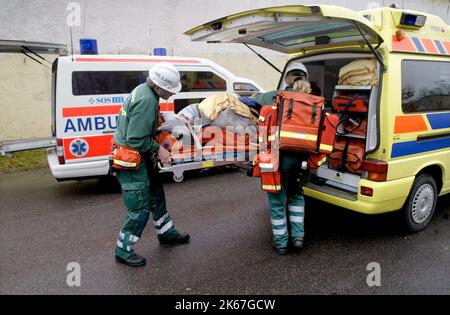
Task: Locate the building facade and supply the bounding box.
[0,0,449,140]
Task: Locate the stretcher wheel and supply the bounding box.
[173,174,184,183]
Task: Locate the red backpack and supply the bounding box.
[275,91,338,154]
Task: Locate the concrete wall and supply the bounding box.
[1,0,449,140]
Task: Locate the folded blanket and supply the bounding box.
[198,93,259,124]
[338,59,378,86]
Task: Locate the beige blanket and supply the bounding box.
[198,93,259,124]
[338,59,378,86]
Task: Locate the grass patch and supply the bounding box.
[0,149,48,174]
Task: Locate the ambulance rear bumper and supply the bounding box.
[47,148,110,180]
[304,177,415,214]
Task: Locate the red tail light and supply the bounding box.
[56,138,65,165]
[361,186,374,197]
[362,160,388,182]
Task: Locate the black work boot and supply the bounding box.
[274,247,288,255]
[291,238,304,249]
[272,242,288,255]
[159,232,190,245]
[115,253,146,267]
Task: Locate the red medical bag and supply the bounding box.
[276,91,326,153]
[329,137,366,174]
[258,105,279,149]
[333,94,368,113]
[253,152,281,193]
[308,153,328,169]
[318,112,339,154]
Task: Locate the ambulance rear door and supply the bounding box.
[56,57,149,165]
[185,4,383,54]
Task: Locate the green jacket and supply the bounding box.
[114,83,160,154]
[254,90,277,106]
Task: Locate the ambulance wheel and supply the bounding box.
[173,174,184,183]
[402,174,437,233]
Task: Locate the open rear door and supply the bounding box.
[185,5,383,54]
[0,40,67,156]
[0,39,67,54]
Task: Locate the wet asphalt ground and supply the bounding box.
[0,166,449,295]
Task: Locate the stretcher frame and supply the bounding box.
[158,160,242,183]
[157,117,258,182]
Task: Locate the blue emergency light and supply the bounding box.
[153,47,167,56]
[400,13,426,27]
[80,39,98,55]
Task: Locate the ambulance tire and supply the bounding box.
[402,174,437,233]
[173,174,184,183]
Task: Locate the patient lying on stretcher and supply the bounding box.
[156,93,259,163]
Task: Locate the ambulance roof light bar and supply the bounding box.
[400,13,427,27]
[392,12,427,30]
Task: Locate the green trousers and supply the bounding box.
[115,158,177,259]
[267,152,310,248]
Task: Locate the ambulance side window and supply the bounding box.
[179,71,226,92]
[174,98,205,114]
[72,71,148,95]
[401,60,450,113]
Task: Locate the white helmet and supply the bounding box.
[149,61,182,93]
[284,61,308,80]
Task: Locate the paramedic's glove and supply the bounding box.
[158,146,172,165]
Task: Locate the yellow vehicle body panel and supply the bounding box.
[304,177,415,214]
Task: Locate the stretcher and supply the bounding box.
[157,126,258,182]
[158,155,253,183]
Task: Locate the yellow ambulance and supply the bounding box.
[185,5,450,231]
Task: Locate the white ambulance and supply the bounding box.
[48,55,263,181]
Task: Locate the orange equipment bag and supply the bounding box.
[276,91,325,153]
[333,94,368,113]
[112,143,141,170]
[329,137,366,174]
[258,104,279,150]
[318,112,339,154]
[254,152,281,193]
[308,153,328,170]
[247,159,261,177]
[341,118,367,137]
[260,171,281,193]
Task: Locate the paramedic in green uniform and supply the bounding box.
[114,62,189,267]
[254,62,311,255]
